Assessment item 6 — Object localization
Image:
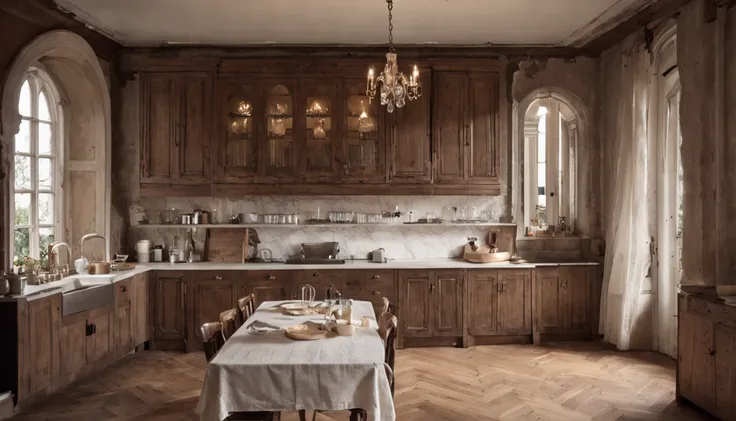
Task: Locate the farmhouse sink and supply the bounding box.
[62,283,113,317]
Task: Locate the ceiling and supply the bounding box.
[53,0,653,47]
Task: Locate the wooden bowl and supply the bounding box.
[285,324,328,341]
[465,251,511,263]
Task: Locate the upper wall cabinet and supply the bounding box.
[342,79,386,182]
[214,80,259,181]
[300,79,341,182]
[140,72,212,185]
[433,71,502,187]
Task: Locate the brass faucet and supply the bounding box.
[49,242,73,279]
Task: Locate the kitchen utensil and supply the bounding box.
[372,248,385,263]
[180,213,192,224]
[301,242,340,259]
[480,209,493,222]
[152,247,163,262]
[88,261,112,274]
[5,272,24,295]
[166,208,179,224]
[0,276,10,296]
[169,250,180,263]
[75,257,89,274]
[469,207,479,221]
[456,207,467,221]
[300,284,316,302]
[239,213,258,224]
[193,210,211,224]
[442,206,456,223]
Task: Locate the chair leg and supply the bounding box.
[312,410,318,421]
[349,409,367,421]
[298,409,308,421]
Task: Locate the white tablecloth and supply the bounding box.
[195,300,395,421]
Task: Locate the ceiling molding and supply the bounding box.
[563,0,656,46]
[580,0,690,52]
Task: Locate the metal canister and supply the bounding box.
[181,213,193,224]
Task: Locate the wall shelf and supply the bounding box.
[131,222,516,229]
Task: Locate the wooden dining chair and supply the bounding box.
[200,322,224,362]
[220,309,238,341]
[237,293,256,327]
[380,297,390,314]
[380,313,397,397]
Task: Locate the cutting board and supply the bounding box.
[487,226,515,254]
[205,228,249,262]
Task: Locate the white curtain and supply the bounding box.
[599,39,654,350]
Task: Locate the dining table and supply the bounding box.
[195,300,396,421]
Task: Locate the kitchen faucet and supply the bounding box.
[49,242,73,279]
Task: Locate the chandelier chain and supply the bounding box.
[387,0,395,52]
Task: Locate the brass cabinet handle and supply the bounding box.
[121,285,127,292]
[313,272,321,277]
[213,275,223,280]
[267,275,276,280]
[372,275,381,279]
[372,290,381,295]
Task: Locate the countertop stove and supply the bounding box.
[285,258,346,265]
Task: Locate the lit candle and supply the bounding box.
[413,65,419,84]
[368,67,374,88]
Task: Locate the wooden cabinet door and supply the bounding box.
[561,266,591,333]
[216,80,260,181]
[261,79,298,180]
[342,79,386,182]
[467,270,498,335]
[432,271,464,336]
[343,270,396,317]
[140,74,176,183]
[60,315,87,378]
[388,69,431,183]
[242,271,294,308]
[87,308,111,362]
[177,74,212,183]
[154,273,188,342]
[496,270,532,335]
[133,273,149,347]
[433,73,466,183]
[715,324,736,420]
[27,294,60,395]
[193,280,237,336]
[534,267,562,333]
[678,309,716,414]
[399,271,432,337]
[466,72,500,184]
[300,79,341,181]
[115,279,134,351]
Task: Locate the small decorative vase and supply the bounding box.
[0,277,10,296]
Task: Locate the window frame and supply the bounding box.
[10,67,64,268]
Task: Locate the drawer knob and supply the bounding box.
[313,272,321,277]
[267,275,276,280]
[372,275,381,279]
[372,290,381,295]
[214,276,223,280]
[121,285,127,292]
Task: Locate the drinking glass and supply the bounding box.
[456,207,467,221]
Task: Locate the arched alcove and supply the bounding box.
[1,30,111,266]
[511,87,591,238]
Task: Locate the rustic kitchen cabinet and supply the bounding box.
[24,294,60,398]
[191,272,238,349]
[678,293,736,420]
[114,278,134,352]
[344,270,396,316]
[242,270,293,307]
[152,272,188,350]
[139,72,212,186]
[342,79,386,182]
[60,305,112,380]
[433,72,501,187]
[263,79,299,180]
[533,266,595,342]
[467,269,532,343]
[398,269,464,346]
[300,79,341,181]
[214,79,259,181]
[133,272,149,347]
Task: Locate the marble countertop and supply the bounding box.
[1,259,598,302]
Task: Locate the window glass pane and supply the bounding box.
[14,193,31,225]
[14,228,30,263]
[39,227,54,268]
[537,113,546,134]
[39,122,52,155]
[14,155,32,189]
[38,90,51,121]
[538,194,547,208]
[39,158,53,190]
[19,80,31,117]
[38,193,54,225]
[15,119,31,153]
[537,163,546,188]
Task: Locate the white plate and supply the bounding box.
[281,302,309,311]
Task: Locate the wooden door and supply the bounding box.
[177,74,212,183]
[134,273,149,347]
[115,279,134,351]
[678,309,716,414]
[193,280,237,335]
[87,308,111,362]
[154,273,188,342]
[216,80,260,181]
[342,79,386,182]
[60,315,87,378]
[534,267,562,333]
[496,270,532,334]
[388,69,431,183]
[261,79,298,180]
[466,72,500,184]
[715,324,736,420]
[300,79,341,181]
[433,73,466,183]
[27,294,59,395]
[562,266,591,333]
[433,271,464,336]
[467,270,497,335]
[140,74,176,183]
[399,271,432,337]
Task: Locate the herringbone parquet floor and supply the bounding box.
[11,342,715,421]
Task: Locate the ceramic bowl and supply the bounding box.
[334,320,356,336]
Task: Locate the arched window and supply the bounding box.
[12,68,63,269]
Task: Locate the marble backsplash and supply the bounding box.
[128,195,511,260]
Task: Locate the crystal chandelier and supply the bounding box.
[366,0,421,113]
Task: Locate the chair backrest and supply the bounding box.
[220,309,238,341]
[381,313,397,396]
[237,293,256,326]
[200,322,224,362]
[381,297,390,314]
[326,283,341,300]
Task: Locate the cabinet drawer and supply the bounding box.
[192,271,240,283]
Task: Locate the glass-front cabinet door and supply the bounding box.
[262,80,297,179]
[299,79,340,181]
[343,79,385,181]
[216,80,258,180]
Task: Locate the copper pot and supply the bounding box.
[88,262,111,275]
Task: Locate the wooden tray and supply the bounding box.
[465,251,511,263]
[285,324,328,341]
